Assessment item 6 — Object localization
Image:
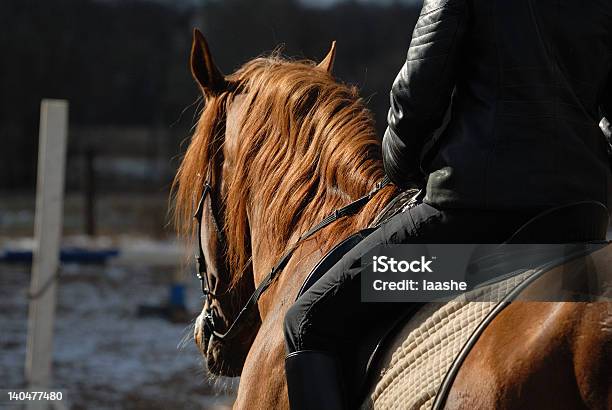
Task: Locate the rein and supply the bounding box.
[194,174,391,341]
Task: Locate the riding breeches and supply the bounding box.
[283,201,542,354]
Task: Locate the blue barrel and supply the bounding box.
[169,283,186,308]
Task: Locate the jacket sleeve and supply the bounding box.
[601,71,612,166]
[382,0,469,188]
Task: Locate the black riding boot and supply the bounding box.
[285,350,345,410]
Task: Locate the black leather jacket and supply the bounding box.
[383,0,612,209]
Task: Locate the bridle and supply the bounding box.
[194,164,391,342]
[193,168,232,336]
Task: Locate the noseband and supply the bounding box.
[194,168,390,342]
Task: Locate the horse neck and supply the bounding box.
[234,184,397,410]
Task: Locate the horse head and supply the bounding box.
[174,29,392,379]
[176,29,259,377]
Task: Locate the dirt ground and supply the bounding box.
[0,262,237,409]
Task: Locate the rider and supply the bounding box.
[283,0,612,408]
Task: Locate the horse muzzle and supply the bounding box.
[194,311,214,353]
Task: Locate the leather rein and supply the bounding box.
[194,170,391,342]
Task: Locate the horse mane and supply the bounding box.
[172,54,397,285]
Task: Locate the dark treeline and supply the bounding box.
[0,0,419,190]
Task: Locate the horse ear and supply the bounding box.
[190,29,227,95]
[316,41,337,74]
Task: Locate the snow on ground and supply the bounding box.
[0,261,237,409]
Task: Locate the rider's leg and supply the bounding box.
[283,222,398,410]
[283,202,539,409]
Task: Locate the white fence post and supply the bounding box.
[25,99,69,410]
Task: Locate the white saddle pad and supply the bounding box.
[363,269,534,410]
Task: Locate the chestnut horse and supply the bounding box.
[173,30,612,409]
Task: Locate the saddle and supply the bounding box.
[295,195,610,405]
